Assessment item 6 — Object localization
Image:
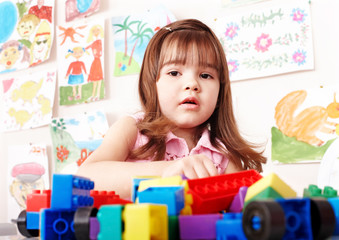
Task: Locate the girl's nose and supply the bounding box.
[185,80,200,92]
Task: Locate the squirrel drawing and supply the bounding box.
[274,90,339,146]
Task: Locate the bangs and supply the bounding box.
[158,30,221,74]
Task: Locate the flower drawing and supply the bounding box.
[227,59,239,75]
[254,33,272,53]
[292,50,306,66]
[291,8,307,23]
[56,145,70,163]
[224,23,239,40]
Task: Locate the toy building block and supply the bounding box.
[179,214,222,240]
[73,207,98,240]
[186,169,262,214]
[168,216,179,240]
[17,210,39,237]
[180,180,193,215]
[89,217,99,240]
[137,175,184,192]
[328,198,339,236]
[97,205,124,240]
[90,190,132,209]
[26,189,51,212]
[138,186,185,216]
[216,213,246,240]
[303,184,338,198]
[228,186,248,213]
[40,208,76,240]
[244,173,296,204]
[26,212,39,230]
[123,203,168,240]
[51,174,94,210]
[132,176,159,202]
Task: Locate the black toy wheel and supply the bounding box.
[74,207,98,240]
[243,200,286,240]
[17,210,39,237]
[310,198,336,240]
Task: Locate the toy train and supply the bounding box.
[16,170,339,240]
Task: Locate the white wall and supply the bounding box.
[0,0,338,222]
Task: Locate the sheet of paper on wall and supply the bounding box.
[0,0,55,74]
[65,0,100,22]
[1,69,56,132]
[213,0,314,81]
[271,85,339,164]
[50,110,109,174]
[111,5,176,77]
[221,0,269,8]
[57,19,105,105]
[7,144,49,222]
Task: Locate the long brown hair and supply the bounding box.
[131,19,266,172]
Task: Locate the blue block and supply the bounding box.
[51,174,94,210]
[26,212,40,230]
[132,177,154,203]
[276,198,312,239]
[216,213,246,240]
[97,205,124,240]
[40,208,76,240]
[138,186,184,215]
[328,198,339,236]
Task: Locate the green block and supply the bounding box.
[97,205,124,240]
[168,215,179,240]
[244,187,283,209]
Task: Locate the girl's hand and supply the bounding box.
[162,154,218,179]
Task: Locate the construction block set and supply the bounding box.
[15,170,339,239]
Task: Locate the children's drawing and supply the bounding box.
[111,5,176,76]
[271,87,339,164]
[50,111,109,174]
[0,0,54,74]
[65,0,100,22]
[1,69,56,132]
[7,144,49,222]
[214,1,313,81]
[57,19,105,105]
[221,0,268,8]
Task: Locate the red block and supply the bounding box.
[187,170,262,214]
[26,189,51,212]
[90,190,132,208]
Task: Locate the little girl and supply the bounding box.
[65,47,87,101]
[77,19,266,199]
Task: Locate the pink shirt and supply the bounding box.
[126,114,230,174]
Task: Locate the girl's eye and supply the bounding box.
[200,73,213,79]
[168,71,180,77]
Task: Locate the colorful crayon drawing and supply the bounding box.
[0,0,54,74]
[214,1,313,81]
[271,87,339,164]
[57,19,105,105]
[111,5,176,77]
[1,69,56,132]
[50,111,109,174]
[65,0,100,22]
[7,144,49,222]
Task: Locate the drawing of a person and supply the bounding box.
[0,40,30,74]
[85,25,104,101]
[28,0,52,23]
[17,14,40,48]
[65,47,88,101]
[30,21,52,66]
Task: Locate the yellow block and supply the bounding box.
[138,175,183,192]
[244,173,296,202]
[123,203,168,240]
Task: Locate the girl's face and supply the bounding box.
[33,35,49,60]
[156,45,220,129]
[72,49,84,59]
[17,21,35,39]
[0,46,20,69]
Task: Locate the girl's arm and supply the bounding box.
[77,116,218,199]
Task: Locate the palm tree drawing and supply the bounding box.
[113,16,138,57]
[128,21,154,66]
